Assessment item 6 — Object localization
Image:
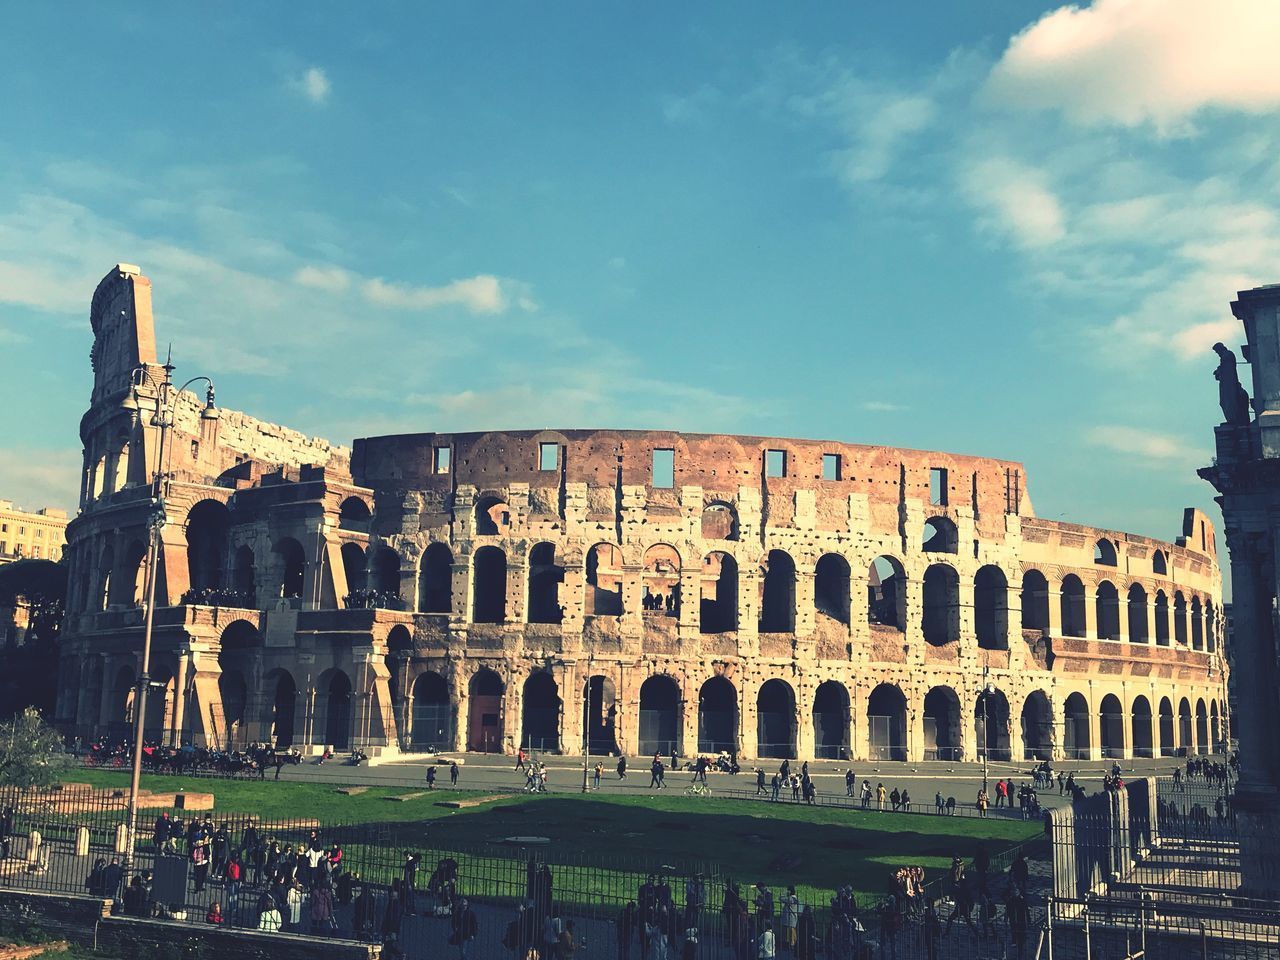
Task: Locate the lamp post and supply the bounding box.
[120,353,217,882]
[980,665,994,794]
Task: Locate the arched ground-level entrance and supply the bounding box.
[1021,690,1052,761]
[923,686,961,761]
[1064,692,1091,760]
[1159,697,1175,757]
[639,675,680,756]
[317,669,352,750]
[1100,694,1124,759]
[757,679,797,759]
[975,688,1011,762]
[585,675,619,755]
[522,672,561,752]
[697,677,737,754]
[1131,696,1154,758]
[411,671,451,751]
[468,669,505,753]
[812,681,849,760]
[264,668,296,747]
[867,684,907,761]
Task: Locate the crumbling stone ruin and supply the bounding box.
[57,265,1228,763]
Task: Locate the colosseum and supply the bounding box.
[56,265,1229,764]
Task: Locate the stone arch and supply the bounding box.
[922,563,959,645]
[1178,697,1193,751]
[1195,698,1209,754]
[1020,569,1049,633]
[111,664,136,731]
[697,676,737,754]
[262,668,296,747]
[1021,690,1053,761]
[1099,693,1124,758]
[639,674,681,756]
[814,554,851,626]
[1159,696,1175,757]
[468,668,505,752]
[186,499,231,591]
[1154,590,1170,646]
[474,494,511,537]
[418,542,453,614]
[522,672,561,752]
[756,678,796,759]
[868,556,906,630]
[867,683,907,761]
[371,546,401,596]
[1094,538,1117,566]
[1191,596,1204,650]
[1127,583,1149,644]
[701,501,738,541]
[338,497,372,533]
[471,546,507,623]
[115,539,148,607]
[812,680,850,759]
[272,537,306,600]
[922,516,958,553]
[1211,701,1221,751]
[1132,695,1154,758]
[1095,581,1120,640]
[316,669,353,751]
[758,550,796,633]
[528,542,564,623]
[585,675,619,755]
[585,543,624,616]
[96,544,114,612]
[1061,575,1086,638]
[1174,592,1188,645]
[341,542,367,595]
[976,687,1011,761]
[642,544,682,616]
[699,552,738,633]
[974,565,1009,650]
[232,545,256,602]
[217,619,260,746]
[411,671,451,750]
[924,685,962,761]
[1064,691,1091,759]
[1152,550,1168,575]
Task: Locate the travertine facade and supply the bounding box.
[57,265,1228,763]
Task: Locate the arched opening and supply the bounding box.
[527,542,564,623]
[232,545,255,604]
[697,676,737,754]
[756,679,796,759]
[471,546,507,623]
[418,543,453,614]
[116,540,147,607]
[144,669,173,744]
[110,665,135,738]
[1178,698,1193,752]
[867,683,907,761]
[522,672,561,752]
[1095,581,1120,640]
[1094,539,1117,566]
[216,669,247,748]
[186,500,231,591]
[642,544,682,617]
[1021,570,1049,633]
[411,672,451,751]
[976,688,1011,762]
[758,550,796,633]
[701,502,738,541]
[638,675,681,756]
[474,495,511,536]
[385,625,412,737]
[924,686,962,761]
[1159,697,1175,757]
[1132,695,1154,758]
[1061,575,1086,638]
[468,669,504,752]
[217,619,260,748]
[1174,592,1188,645]
[264,669,296,747]
[1021,691,1053,761]
[1207,602,1218,653]
[272,538,306,600]
[341,543,367,596]
[922,563,959,645]
[922,516,958,554]
[1152,550,1168,576]
[585,543,624,616]
[868,556,905,630]
[1064,692,1091,760]
[96,546,114,611]
[1154,591,1170,646]
[585,675,618,755]
[1195,699,1209,755]
[1127,584,1149,644]
[974,565,1009,650]
[1211,701,1221,752]
[322,670,353,750]
[1191,597,1204,650]
[371,547,401,597]
[699,552,738,633]
[338,497,372,534]
[1099,693,1124,758]
[812,681,849,759]
[814,554,851,626]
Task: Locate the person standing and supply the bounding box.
[845,770,855,797]
[402,853,420,915]
[795,906,816,960]
[382,881,405,943]
[619,901,638,960]
[224,853,243,919]
[876,783,887,811]
[426,766,437,790]
[451,896,478,959]
[191,839,209,893]
[286,880,305,931]
[310,883,335,934]
[618,755,628,779]
[757,920,776,960]
[976,788,989,818]
[594,762,604,790]
[780,886,799,952]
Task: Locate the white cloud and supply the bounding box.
[290,67,331,105]
[362,274,509,314]
[293,264,350,292]
[961,157,1065,248]
[1087,425,1205,464]
[0,447,83,513]
[862,400,907,413]
[834,92,936,185]
[987,0,1280,134]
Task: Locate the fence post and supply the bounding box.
[1083,899,1091,960]
[1200,921,1208,960]
[75,825,90,858]
[1045,894,1054,960]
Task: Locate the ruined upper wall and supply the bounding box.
[352,429,1033,538]
[88,264,157,405]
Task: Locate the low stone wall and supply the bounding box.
[0,889,379,960]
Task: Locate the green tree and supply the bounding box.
[0,558,67,645]
[0,708,69,789]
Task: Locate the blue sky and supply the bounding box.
[2,1,1277,552]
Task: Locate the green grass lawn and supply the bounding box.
[60,770,1040,907]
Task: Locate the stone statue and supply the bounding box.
[1213,342,1251,425]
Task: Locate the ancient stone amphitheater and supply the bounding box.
[58,266,1228,763]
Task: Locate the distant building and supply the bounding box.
[0,500,68,564]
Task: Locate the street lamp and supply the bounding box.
[980,664,994,794]
[121,352,217,883]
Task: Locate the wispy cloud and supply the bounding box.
[862,400,907,413]
[0,447,82,513]
[960,156,1066,248]
[293,264,350,292]
[290,67,331,105]
[1087,425,1206,464]
[362,275,511,314]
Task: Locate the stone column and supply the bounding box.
[794,568,816,638]
[1086,682,1102,762]
[170,652,189,746]
[1047,585,1063,637]
[795,678,814,761]
[959,695,976,764]
[851,680,869,761]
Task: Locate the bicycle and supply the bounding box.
[685,782,713,798]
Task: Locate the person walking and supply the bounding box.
[594,762,604,789]
[516,747,527,771]
[876,782,887,811]
[756,769,767,796]
[450,761,460,787]
[450,897,478,959]
[426,766,437,790]
[618,755,628,779]
[845,769,855,797]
